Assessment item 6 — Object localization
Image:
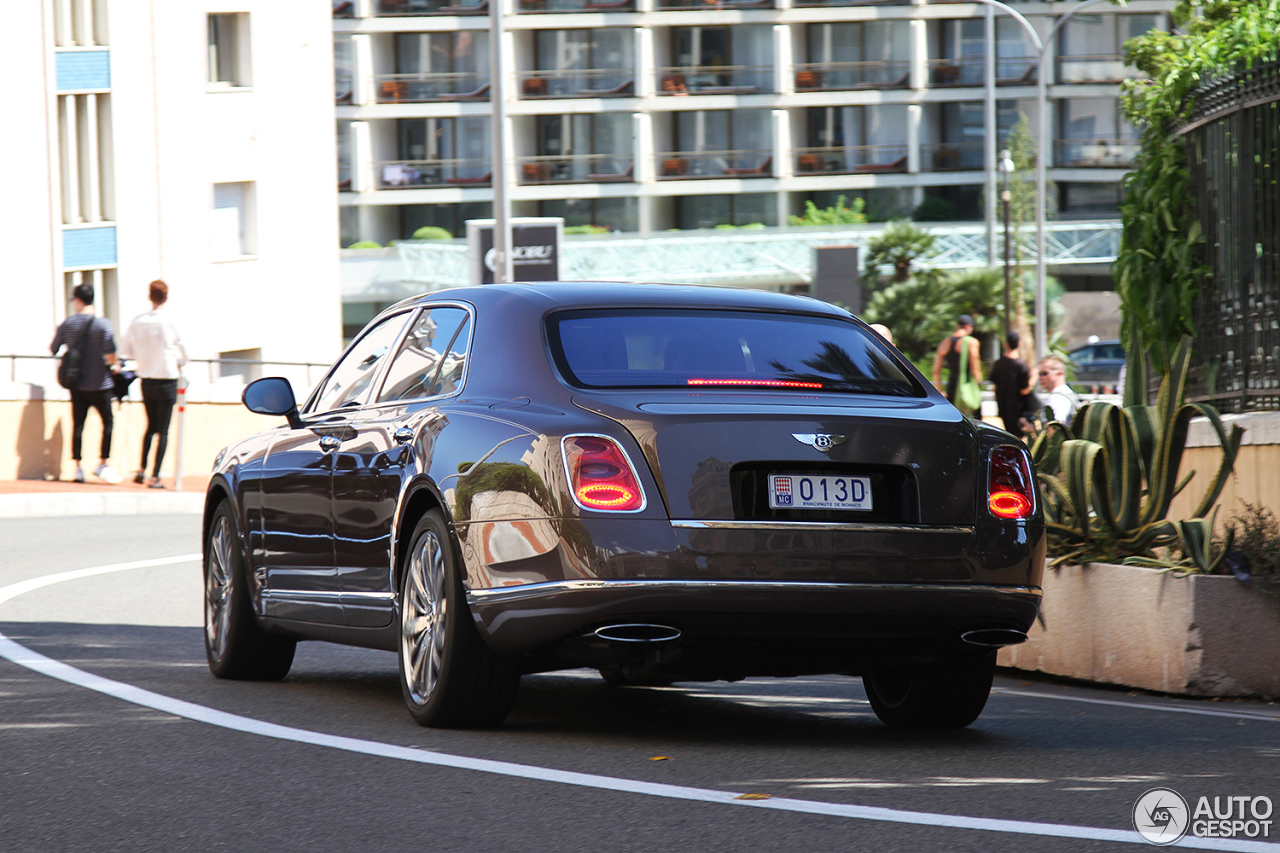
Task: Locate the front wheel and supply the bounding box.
[863,651,996,729]
[204,502,296,680]
[398,511,520,728]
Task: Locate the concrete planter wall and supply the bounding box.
[998,562,1280,698]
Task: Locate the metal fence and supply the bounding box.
[1,355,329,398]
[1181,57,1280,412]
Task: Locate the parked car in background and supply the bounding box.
[202,282,1045,731]
[1068,339,1125,390]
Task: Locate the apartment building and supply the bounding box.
[7,1,343,380]
[334,0,1172,246]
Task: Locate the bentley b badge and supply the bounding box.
[792,433,847,452]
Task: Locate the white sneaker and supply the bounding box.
[73,466,85,483]
[94,464,123,485]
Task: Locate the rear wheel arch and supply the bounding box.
[394,483,448,595]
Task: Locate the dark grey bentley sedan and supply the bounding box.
[203,282,1044,730]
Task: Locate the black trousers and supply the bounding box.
[70,389,114,461]
[140,379,179,477]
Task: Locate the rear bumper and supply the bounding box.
[467,578,1042,662]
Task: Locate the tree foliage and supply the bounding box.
[1115,0,1280,373]
[863,268,1005,365]
[789,195,867,226]
[862,219,937,286]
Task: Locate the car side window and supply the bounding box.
[310,313,411,414]
[377,307,472,403]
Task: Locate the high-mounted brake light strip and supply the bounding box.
[687,379,824,389]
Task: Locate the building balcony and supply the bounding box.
[1058,54,1135,84]
[793,61,910,93]
[373,0,488,15]
[375,159,492,188]
[656,149,773,179]
[1057,138,1138,168]
[373,73,490,103]
[517,0,635,11]
[794,145,908,176]
[517,154,635,184]
[927,57,1037,88]
[921,142,984,172]
[792,0,909,8]
[655,66,771,96]
[519,70,634,99]
[656,0,774,9]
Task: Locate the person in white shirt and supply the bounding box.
[1036,355,1081,426]
[120,280,188,488]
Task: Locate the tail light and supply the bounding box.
[987,445,1035,519]
[562,435,647,512]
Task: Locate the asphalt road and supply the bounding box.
[2,515,1279,853]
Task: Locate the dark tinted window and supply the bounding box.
[549,310,920,396]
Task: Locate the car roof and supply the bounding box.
[391,282,855,318]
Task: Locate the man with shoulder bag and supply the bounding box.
[932,314,983,416]
[50,283,123,484]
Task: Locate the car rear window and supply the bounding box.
[548,309,922,396]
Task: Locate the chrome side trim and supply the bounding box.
[467,579,1041,606]
[670,520,975,533]
[261,590,345,605]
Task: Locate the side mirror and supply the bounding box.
[243,377,302,429]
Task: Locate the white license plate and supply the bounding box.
[768,474,873,511]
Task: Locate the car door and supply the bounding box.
[257,311,412,624]
[332,305,473,627]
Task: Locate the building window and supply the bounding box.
[208,13,251,88]
[675,193,775,230]
[211,181,257,259]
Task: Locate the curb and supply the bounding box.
[0,491,205,518]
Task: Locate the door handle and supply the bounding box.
[394,427,414,445]
[319,435,341,452]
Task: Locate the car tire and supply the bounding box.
[398,511,521,728]
[204,502,297,681]
[862,651,996,729]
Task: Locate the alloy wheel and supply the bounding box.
[401,529,448,706]
[205,515,234,660]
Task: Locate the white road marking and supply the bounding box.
[992,687,1280,723]
[2,558,1278,852]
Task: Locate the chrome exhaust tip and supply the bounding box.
[593,623,682,643]
[961,628,1029,647]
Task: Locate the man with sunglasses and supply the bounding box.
[1036,355,1080,426]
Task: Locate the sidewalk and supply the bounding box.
[0,474,209,517]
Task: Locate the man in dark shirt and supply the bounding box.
[50,283,122,483]
[989,330,1032,435]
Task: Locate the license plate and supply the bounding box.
[768,474,873,511]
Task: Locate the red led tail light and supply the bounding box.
[562,435,647,512]
[987,445,1035,519]
[686,378,824,389]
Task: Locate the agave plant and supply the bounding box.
[1031,336,1243,567]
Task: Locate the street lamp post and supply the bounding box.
[940,0,1120,360]
[999,148,1015,337]
[488,0,513,283]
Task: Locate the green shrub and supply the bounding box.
[346,240,382,249]
[564,225,610,235]
[1032,336,1243,568]
[411,226,452,240]
[788,195,866,226]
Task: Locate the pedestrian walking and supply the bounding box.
[50,283,122,484]
[932,313,983,416]
[121,280,188,489]
[989,330,1033,434]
